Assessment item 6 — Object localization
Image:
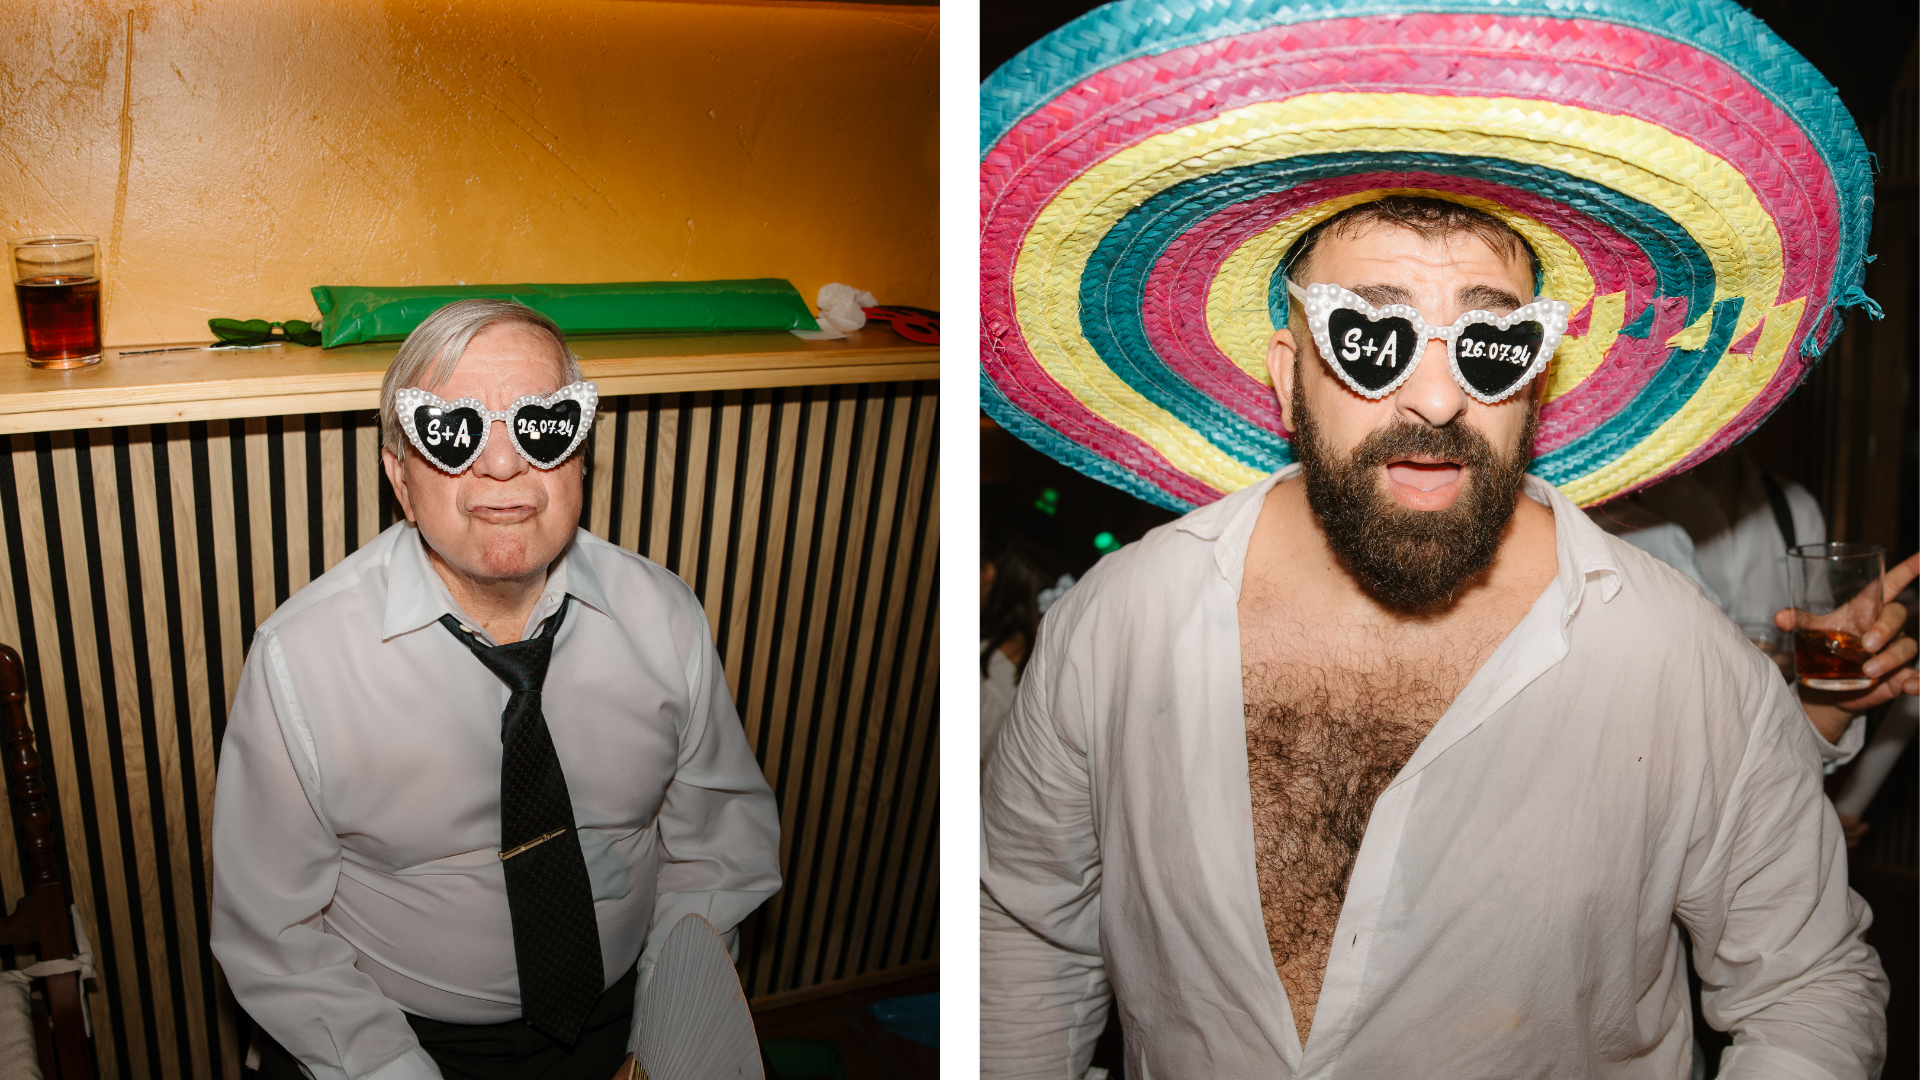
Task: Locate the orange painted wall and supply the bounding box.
[0,0,939,349]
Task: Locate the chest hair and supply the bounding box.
[1241,629,1490,1043]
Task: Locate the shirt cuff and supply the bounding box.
[361,1046,443,1080]
[1817,712,1868,774]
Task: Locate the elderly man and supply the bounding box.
[211,299,780,1080]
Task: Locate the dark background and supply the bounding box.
[981,3,1920,1074]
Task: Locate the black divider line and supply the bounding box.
[606,397,631,549]
[768,386,844,989]
[228,423,259,651]
[113,428,197,1073]
[734,389,783,770]
[906,789,940,962]
[149,425,225,1072]
[791,384,867,983]
[817,384,906,976]
[883,580,944,968]
[898,703,944,960]
[887,592,940,968]
[727,389,778,994]
[869,392,938,968]
[74,431,164,1079]
[342,413,359,554]
[306,415,325,582]
[0,440,41,977]
[637,397,660,558]
[664,394,694,575]
[265,417,290,607]
[713,391,755,670]
[0,439,64,933]
[834,385,921,978]
[760,386,815,992]
[692,392,726,601]
[34,433,134,1075]
[188,422,230,755]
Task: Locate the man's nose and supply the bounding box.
[1393,335,1467,428]
[472,419,529,479]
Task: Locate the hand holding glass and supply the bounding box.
[1787,543,1885,691]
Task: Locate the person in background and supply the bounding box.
[1593,452,1919,789]
[982,532,1064,760]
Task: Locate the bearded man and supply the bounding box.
[978,0,1905,1072]
[980,2,1909,1071]
[981,185,1889,1075]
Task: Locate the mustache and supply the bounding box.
[1346,417,1505,472]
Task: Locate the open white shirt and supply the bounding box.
[981,466,1885,1080]
[1588,457,1865,769]
[211,523,781,1080]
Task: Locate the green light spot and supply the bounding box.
[1033,488,1060,516]
[1093,531,1119,552]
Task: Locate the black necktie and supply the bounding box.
[441,597,603,1044]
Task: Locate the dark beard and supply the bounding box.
[1290,375,1538,612]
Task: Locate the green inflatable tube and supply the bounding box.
[311,278,821,348]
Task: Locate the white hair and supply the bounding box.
[378,299,582,459]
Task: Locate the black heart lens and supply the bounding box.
[1454,320,1546,397]
[414,405,486,470]
[511,399,584,466]
[1325,309,1419,393]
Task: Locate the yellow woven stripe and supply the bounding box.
[1561,297,1804,504]
[1206,187,1596,384]
[1013,164,1270,490]
[1545,292,1626,402]
[1013,91,1784,498]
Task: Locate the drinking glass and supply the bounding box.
[1787,542,1886,691]
[9,235,102,368]
[1738,621,1794,682]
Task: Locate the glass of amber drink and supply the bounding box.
[9,235,103,368]
[1787,542,1885,691]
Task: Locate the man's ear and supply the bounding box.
[1267,329,1300,432]
[382,446,418,524]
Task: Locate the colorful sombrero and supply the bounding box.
[981,0,1877,510]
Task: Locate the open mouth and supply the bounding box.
[1383,458,1465,510]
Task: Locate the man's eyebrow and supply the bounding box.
[1459,283,1527,313]
[1349,283,1415,307]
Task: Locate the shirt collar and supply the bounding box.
[380,525,613,641]
[1176,465,1622,613]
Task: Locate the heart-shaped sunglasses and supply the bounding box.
[1288,280,1568,404]
[395,381,599,473]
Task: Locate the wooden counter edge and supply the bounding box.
[0,354,938,435]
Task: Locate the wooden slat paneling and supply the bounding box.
[0,381,939,1080]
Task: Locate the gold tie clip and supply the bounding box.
[498,827,567,861]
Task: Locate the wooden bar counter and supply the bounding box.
[0,326,941,1080]
[0,325,939,434]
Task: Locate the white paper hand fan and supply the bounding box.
[636,914,764,1080]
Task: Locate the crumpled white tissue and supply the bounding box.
[792,283,876,340]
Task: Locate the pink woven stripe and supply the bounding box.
[1137,170,1662,451]
[982,307,1228,507]
[1141,198,1291,437]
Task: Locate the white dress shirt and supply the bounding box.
[982,466,1885,1080]
[211,523,781,1080]
[1590,459,1865,769]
